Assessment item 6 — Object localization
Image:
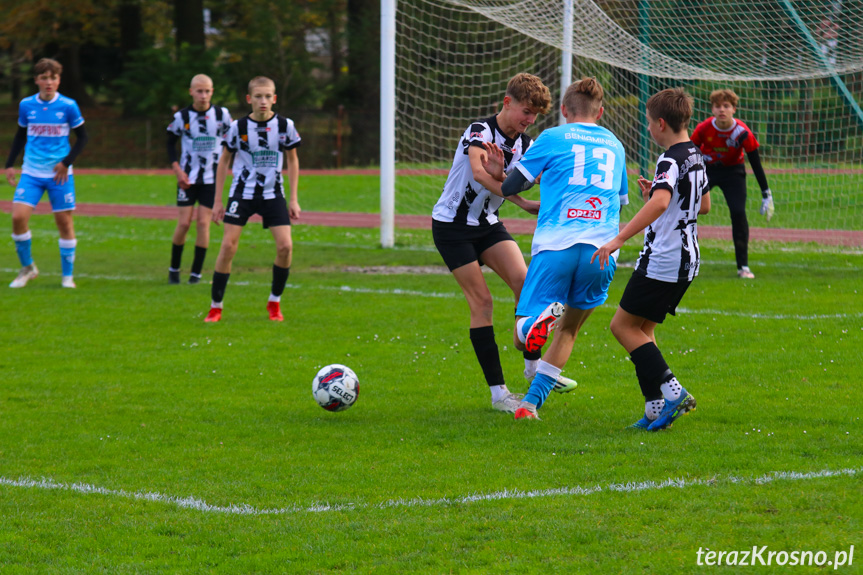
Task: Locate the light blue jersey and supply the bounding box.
[18,93,84,178]
[514,122,628,256]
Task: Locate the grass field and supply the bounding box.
[1,191,861,573]
[2,169,860,231]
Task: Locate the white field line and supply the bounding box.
[3,267,862,319]
[1,467,858,517]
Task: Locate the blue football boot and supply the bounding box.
[647,389,696,431]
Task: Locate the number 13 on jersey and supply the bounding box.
[569,144,616,190]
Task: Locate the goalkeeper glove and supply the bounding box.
[760,189,774,222]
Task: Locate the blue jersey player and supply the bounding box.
[483,77,628,420]
[5,58,88,288]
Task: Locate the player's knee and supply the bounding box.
[275,242,292,260]
[609,315,625,340]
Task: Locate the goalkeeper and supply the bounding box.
[691,89,774,279]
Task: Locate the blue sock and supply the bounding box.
[59,238,77,277]
[12,231,33,267]
[523,373,555,409]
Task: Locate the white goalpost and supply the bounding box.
[381,0,863,247]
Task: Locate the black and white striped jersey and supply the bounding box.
[432,115,532,227]
[223,114,301,200]
[634,142,708,282]
[166,105,232,184]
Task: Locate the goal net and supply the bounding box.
[391,0,863,239]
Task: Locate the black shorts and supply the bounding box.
[222,195,291,228]
[432,219,515,271]
[177,183,216,209]
[619,271,692,324]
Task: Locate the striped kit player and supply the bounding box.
[166,74,232,284]
[205,76,301,323]
[635,142,708,283]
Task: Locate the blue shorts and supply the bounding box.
[13,173,76,212]
[516,243,617,317]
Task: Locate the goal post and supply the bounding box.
[381,0,863,246]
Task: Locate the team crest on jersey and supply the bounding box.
[55,112,64,119]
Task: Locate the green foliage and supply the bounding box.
[113,44,227,117]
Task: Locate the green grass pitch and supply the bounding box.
[0,183,861,572]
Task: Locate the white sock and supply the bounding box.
[645,399,665,420]
[523,358,539,380]
[490,384,510,403]
[210,300,223,309]
[268,294,281,303]
[660,377,682,401]
[516,317,529,344]
[536,360,562,380]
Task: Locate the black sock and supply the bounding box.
[211,271,230,304]
[271,264,290,297]
[170,243,184,270]
[629,342,673,401]
[469,326,505,387]
[191,246,207,276]
[523,349,542,361]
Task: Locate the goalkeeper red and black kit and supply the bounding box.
[691,117,771,269]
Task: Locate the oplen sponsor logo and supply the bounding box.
[567,208,602,220]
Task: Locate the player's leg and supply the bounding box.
[266,224,292,321]
[613,276,695,430]
[9,201,38,288]
[54,210,76,288]
[189,185,216,284]
[206,223,243,322]
[477,235,547,379]
[515,245,612,418]
[170,205,194,284]
[47,176,78,288]
[719,169,752,277]
[515,305,594,419]
[433,221,518,411]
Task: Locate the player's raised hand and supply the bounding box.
[591,237,623,270]
[760,189,774,221]
[481,142,505,180]
[5,167,17,187]
[637,176,652,202]
[52,162,69,185]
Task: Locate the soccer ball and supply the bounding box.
[312,364,359,412]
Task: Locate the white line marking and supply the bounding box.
[1,467,858,516]
[4,268,861,319]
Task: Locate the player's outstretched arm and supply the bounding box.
[480,142,505,182]
[212,149,233,224]
[285,148,300,219]
[469,145,504,197]
[591,189,672,270]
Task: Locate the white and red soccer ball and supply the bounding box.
[312,364,359,412]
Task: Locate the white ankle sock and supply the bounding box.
[523,358,538,379]
[645,399,665,420]
[490,384,510,403]
[660,378,682,401]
